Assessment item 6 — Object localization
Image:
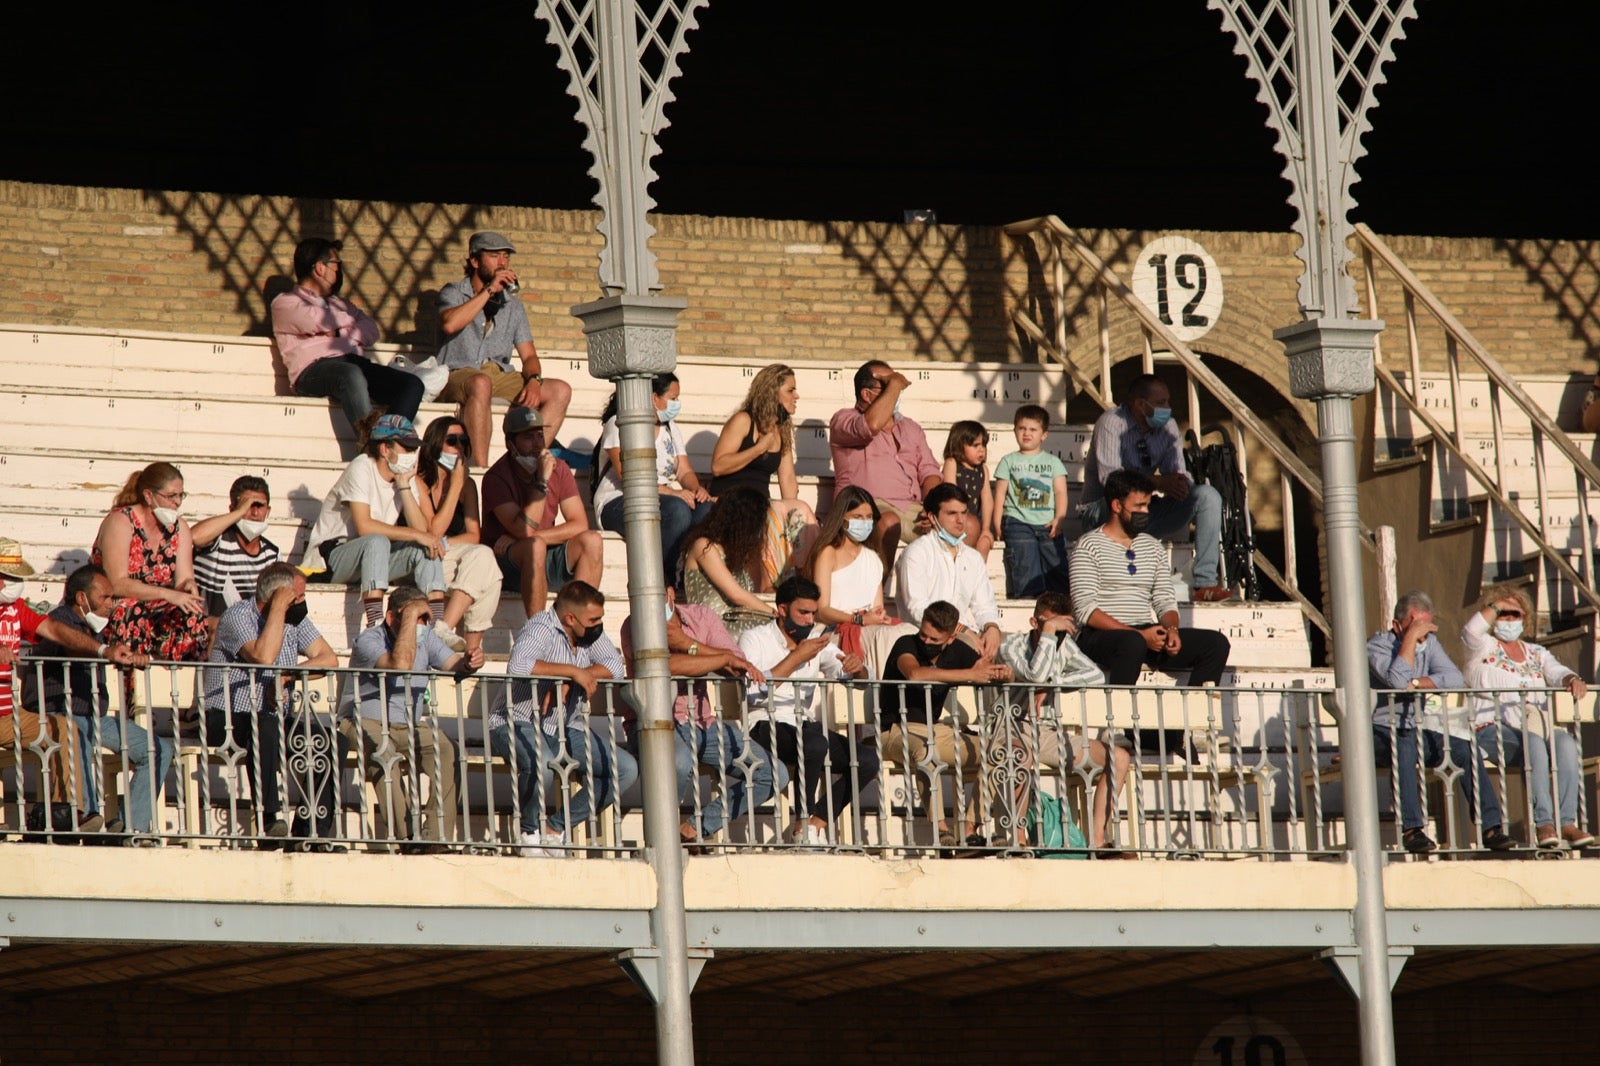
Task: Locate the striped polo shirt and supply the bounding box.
[1068,527,1175,628]
[194,530,280,617]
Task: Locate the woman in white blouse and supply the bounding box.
[1461,584,1595,849]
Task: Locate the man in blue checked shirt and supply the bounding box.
[490,580,636,857]
[1367,590,1513,855]
[343,586,484,854]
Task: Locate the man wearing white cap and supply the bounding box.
[436,231,572,468]
[0,537,144,829]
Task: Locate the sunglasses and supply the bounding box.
[444,433,471,448]
[1125,548,1138,575]
[1496,609,1524,620]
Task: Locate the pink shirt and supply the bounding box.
[270,287,381,387]
[828,407,941,509]
[620,603,738,726]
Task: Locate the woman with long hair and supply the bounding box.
[91,461,210,663]
[681,487,780,640]
[710,363,818,587]
[414,415,503,654]
[593,372,713,574]
[801,486,896,659]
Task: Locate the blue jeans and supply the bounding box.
[1080,483,1223,587]
[294,353,424,423]
[600,495,714,585]
[72,714,174,833]
[1371,725,1503,833]
[674,720,785,834]
[491,720,639,833]
[326,534,446,594]
[999,515,1068,599]
[1476,722,1582,828]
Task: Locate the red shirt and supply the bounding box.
[0,600,48,717]
[480,453,581,549]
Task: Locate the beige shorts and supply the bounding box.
[437,362,524,404]
[875,499,925,543]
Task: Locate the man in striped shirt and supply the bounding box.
[1069,469,1230,698]
[489,580,636,857]
[192,476,279,622]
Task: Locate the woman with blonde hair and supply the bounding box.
[1461,582,1595,850]
[91,461,210,663]
[711,363,818,588]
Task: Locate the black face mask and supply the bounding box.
[1120,510,1151,536]
[572,621,605,648]
[326,265,343,297]
[917,638,946,662]
[284,600,309,627]
[781,615,812,644]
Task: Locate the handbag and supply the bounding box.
[1026,788,1089,859]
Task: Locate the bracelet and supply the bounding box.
[97,644,109,659]
[852,610,863,626]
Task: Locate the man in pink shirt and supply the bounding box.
[271,237,424,425]
[828,360,942,573]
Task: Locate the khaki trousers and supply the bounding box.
[340,717,460,842]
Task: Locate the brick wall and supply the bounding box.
[5,179,1597,382]
[0,980,1588,1064]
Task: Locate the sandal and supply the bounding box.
[1401,827,1437,855]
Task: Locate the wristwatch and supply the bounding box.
[687,642,699,656]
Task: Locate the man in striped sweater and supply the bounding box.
[1068,468,1230,699]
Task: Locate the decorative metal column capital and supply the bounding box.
[1275,317,1384,399]
[572,294,688,378]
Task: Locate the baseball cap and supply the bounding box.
[503,406,543,435]
[370,414,423,448]
[469,231,517,255]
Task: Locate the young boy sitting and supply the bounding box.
[990,404,1070,599]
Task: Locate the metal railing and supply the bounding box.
[1004,215,1372,640]
[6,657,1598,860]
[1356,223,1600,666]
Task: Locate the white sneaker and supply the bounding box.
[800,823,830,848]
[518,830,543,858]
[541,829,568,858]
[432,620,467,653]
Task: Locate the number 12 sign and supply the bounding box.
[1132,235,1224,344]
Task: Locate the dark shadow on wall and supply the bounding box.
[1499,238,1600,376]
[818,220,1019,363]
[144,191,485,346]
[1005,224,1145,381]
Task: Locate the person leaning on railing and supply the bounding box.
[1366,589,1513,854]
[2,538,141,833]
[22,563,170,838]
[202,561,342,850]
[876,599,1013,852]
[1461,583,1597,851]
[341,586,483,854]
[619,588,783,848]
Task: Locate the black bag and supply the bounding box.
[23,802,84,843]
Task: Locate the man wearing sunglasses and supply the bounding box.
[1069,469,1231,750]
[1079,374,1232,603]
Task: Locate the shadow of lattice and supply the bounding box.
[819,221,1016,363]
[1006,224,1145,380]
[1499,239,1600,368]
[144,191,486,347]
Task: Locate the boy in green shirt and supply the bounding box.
[991,404,1070,599]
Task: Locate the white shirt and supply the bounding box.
[592,416,688,515]
[301,455,405,570]
[893,532,1001,632]
[739,621,849,727]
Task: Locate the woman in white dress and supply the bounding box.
[803,486,897,660]
[1460,583,1596,849]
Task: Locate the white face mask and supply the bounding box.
[0,579,21,605]
[664,602,675,622]
[845,518,874,543]
[152,507,181,530]
[83,606,110,633]
[515,453,542,474]
[236,518,270,541]
[438,452,460,472]
[387,451,419,476]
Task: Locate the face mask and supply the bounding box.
[152,506,181,530]
[0,580,22,605]
[284,601,309,627]
[85,610,110,633]
[917,638,946,662]
[438,452,459,472]
[515,453,542,474]
[236,518,269,541]
[781,615,812,644]
[845,518,873,543]
[657,399,682,424]
[326,264,344,297]
[892,401,902,421]
[387,451,418,476]
[414,624,431,646]
[572,621,605,648]
[935,525,965,548]
[1493,620,1524,643]
[1121,510,1151,536]
[1148,406,1173,429]
[663,602,676,623]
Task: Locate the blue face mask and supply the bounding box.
[657,399,682,424]
[845,518,873,543]
[935,525,965,548]
[1148,405,1173,429]
[664,602,675,623]
[1493,619,1524,643]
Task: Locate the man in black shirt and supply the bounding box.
[876,600,1011,850]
